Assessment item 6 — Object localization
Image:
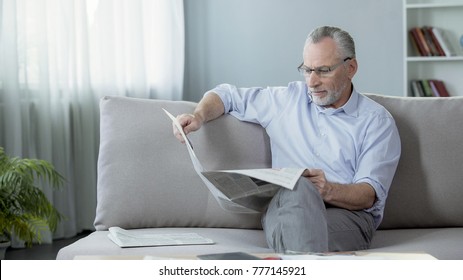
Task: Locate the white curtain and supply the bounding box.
[0,0,184,243]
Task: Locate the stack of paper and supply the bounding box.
[108,227,214,248]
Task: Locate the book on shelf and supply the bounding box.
[431,27,457,57]
[421,79,434,97]
[424,26,446,56]
[429,80,450,97]
[410,80,425,97]
[409,27,431,56]
[410,80,450,97]
[421,27,442,56]
[409,26,457,57]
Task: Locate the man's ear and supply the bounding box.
[347,58,358,79]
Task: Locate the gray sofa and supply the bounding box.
[57,94,463,260]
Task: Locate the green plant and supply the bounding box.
[0,147,64,247]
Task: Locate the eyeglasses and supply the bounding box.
[298,57,352,77]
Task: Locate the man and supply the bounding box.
[174,26,401,253]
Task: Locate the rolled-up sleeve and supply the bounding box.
[207,83,289,128]
[354,114,401,227]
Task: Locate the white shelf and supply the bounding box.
[403,0,463,97]
[406,3,463,9]
[406,56,463,62]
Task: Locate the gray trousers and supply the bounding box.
[262,177,376,253]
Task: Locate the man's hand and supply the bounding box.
[173,113,204,143]
[302,168,376,210]
[172,92,226,144]
[302,168,330,197]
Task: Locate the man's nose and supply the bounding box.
[306,72,321,88]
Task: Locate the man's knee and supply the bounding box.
[281,177,322,206]
[262,177,328,253]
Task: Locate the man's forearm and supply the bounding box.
[303,169,376,210]
[193,92,225,124]
[322,182,376,210]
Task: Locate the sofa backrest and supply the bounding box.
[94,94,463,231]
[94,96,271,230]
[366,94,463,229]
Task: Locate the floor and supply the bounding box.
[4,231,91,260]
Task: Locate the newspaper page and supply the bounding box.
[163,108,304,213]
[108,227,214,248]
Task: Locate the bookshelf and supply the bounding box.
[403,0,463,97]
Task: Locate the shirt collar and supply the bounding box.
[340,86,359,117]
[307,84,359,117]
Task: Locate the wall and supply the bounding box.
[183,0,403,101]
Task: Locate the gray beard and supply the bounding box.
[311,90,342,107]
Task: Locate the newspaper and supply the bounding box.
[163,108,305,213]
[108,227,214,248]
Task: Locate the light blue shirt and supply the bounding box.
[210,81,401,227]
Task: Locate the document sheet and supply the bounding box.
[163,108,304,213]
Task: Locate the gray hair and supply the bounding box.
[305,26,356,58]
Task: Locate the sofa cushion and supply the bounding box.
[368,228,463,260]
[94,96,271,231]
[57,228,272,260]
[366,94,463,229]
[57,227,463,260]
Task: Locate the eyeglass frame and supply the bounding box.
[297,57,353,77]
